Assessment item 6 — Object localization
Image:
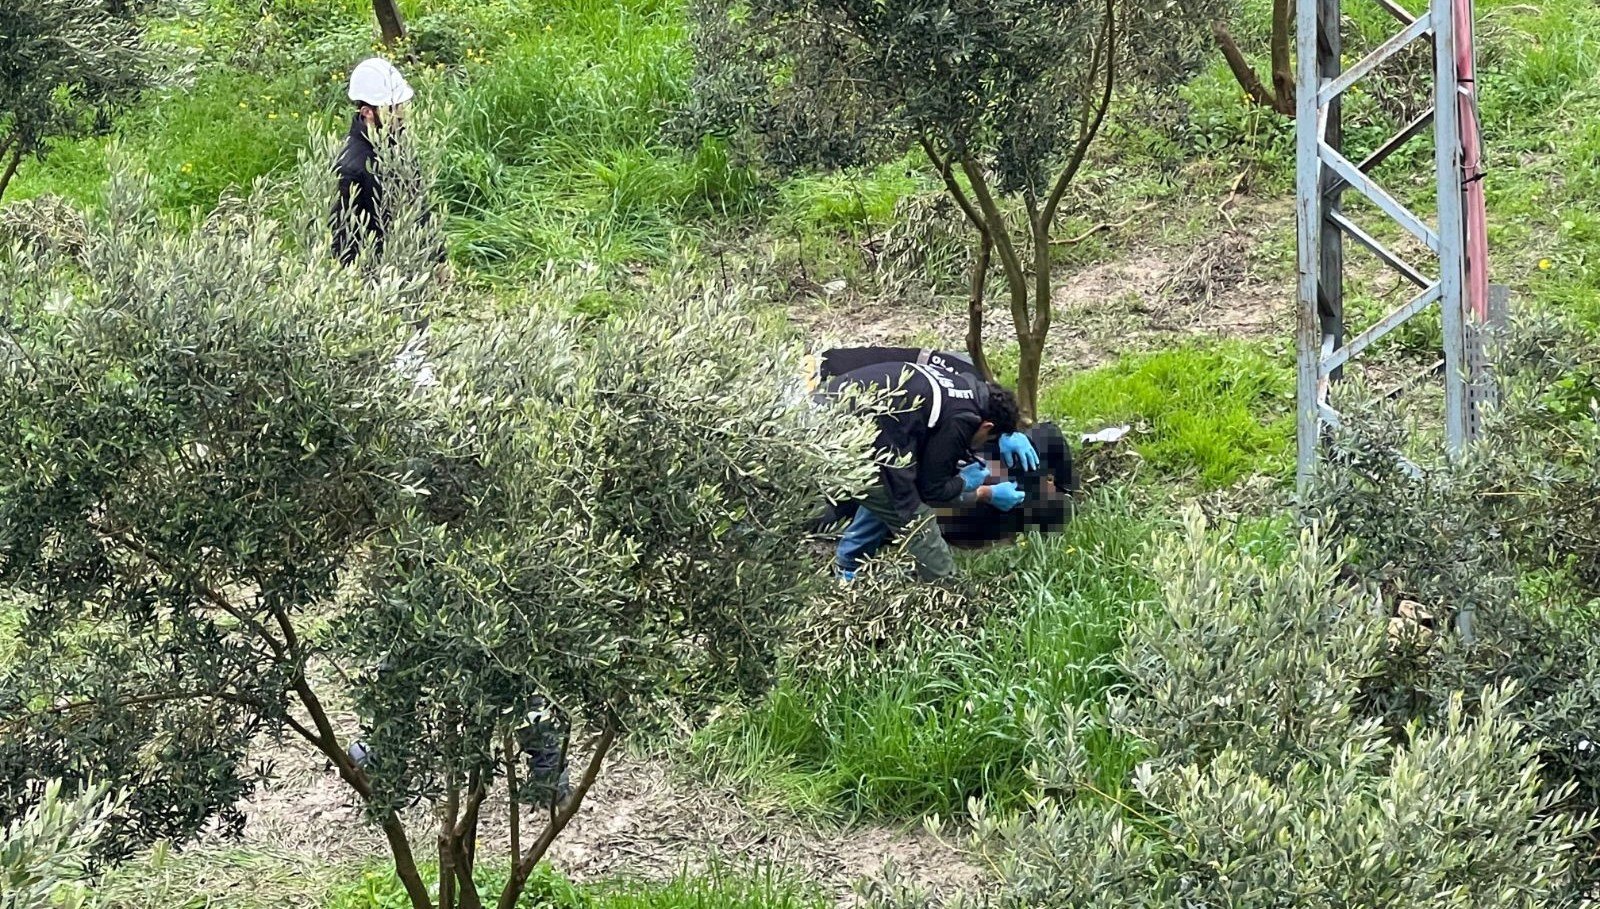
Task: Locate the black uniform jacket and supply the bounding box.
[819,359,989,521]
[817,346,979,384]
[332,113,384,266]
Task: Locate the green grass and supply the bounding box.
[1038,343,1294,489]
[326,863,826,909]
[92,845,352,909]
[691,491,1156,821]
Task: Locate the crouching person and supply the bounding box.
[816,359,1025,581]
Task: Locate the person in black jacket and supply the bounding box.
[811,346,1076,558]
[818,360,1025,580]
[332,57,443,268]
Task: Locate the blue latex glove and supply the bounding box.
[988,481,1025,512]
[959,460,989,493]
[999,432,1040,471]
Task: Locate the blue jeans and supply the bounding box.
[835,506,890,573]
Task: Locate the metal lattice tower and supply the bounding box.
[1295,0,1498,487]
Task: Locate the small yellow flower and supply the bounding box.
[302,89,311,96]
[180,162,194,173]
[268,113,278,120]
[1539,258,1553,270]
[238,101,248,109]
[544,23,553,31]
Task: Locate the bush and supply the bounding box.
[1117,510,1387,779]
[1300,313,1600,890]
[867,515,1595,909]
[962,684,1593,909]
[0,781,121,909]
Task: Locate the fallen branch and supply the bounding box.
[1050,204,1156,246]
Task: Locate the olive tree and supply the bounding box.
[0,160,875,909]
[0,781,121,909]
[684,0,1219,419]
[0,0,151,201]
[864,513,1596,909]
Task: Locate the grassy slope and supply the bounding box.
[7,0,1600,903]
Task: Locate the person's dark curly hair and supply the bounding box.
[981,383,1021,436]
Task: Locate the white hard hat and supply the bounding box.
[348,57,414,107]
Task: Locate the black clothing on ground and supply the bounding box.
[938,422,1077,548]
[817,360,990,522]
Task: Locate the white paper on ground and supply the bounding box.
[1081,424,1132,445]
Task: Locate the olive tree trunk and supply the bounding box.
[1213,0,1295,116]
[373,0,406,46]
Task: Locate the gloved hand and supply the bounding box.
[999,432,1039,471]
[987,481,1025,512]
[959,459,990,493]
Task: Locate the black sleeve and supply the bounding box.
[918,413,979,506]
[332,165,378,266]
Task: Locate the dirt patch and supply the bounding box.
[211,723,982,905]
[789,196,1297,376]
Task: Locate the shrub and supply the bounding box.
[0,0,152,202]
[961,685,1593,909]
[1300,312,1600,890]
[0,781,121,909]
[1117,510,1387,779]
[868,515,1595,909]
[0,150,876,909]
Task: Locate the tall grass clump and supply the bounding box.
[692,492,1157,821]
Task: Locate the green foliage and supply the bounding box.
[1302,313,1600,891]
[693,493,1154,820]
[1117,512,1386,778]
[685,0,1217,194]
[346,278,877,820]
[0,151,875,909]
[1,781,120,909]
[0,0,152,199]
[1176,62,1294,179]
[327,863,827,909]
[1038,343,1293,488]
[0,166,424,855]
[869,515,1595,909]
[966,686,1593,908]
